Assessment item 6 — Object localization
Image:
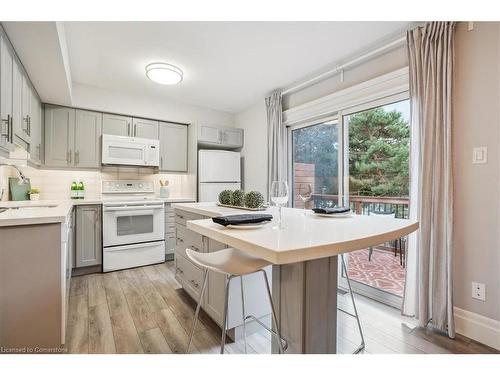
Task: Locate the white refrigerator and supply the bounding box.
[198,150,241,202]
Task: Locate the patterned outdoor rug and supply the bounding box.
[346,248,405,297]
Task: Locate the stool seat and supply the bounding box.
[185,247,271,276]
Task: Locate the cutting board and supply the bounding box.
[9,177,31,201]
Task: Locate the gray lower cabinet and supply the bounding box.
[29,90,42,164]
[132,117,158,139]
[44,105,75,167]
[102,113,132,136]
[159,122,188,172]
[74,109,102,168]
[75,205,102,268]
[174,208,270,333]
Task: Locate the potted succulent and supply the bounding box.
[218,189,234,205]
[244,191,265,209]
[232,189,245,207]
[29,188,40,201]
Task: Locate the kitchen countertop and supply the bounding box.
[0,197,195,227]
[171,202,268,217]
[174,202,419,264]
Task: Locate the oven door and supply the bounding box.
[103,203,165,247]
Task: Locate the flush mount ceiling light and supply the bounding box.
[145,63,183,85]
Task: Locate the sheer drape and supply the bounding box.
[403,22,456,337]
[266,91,287,200]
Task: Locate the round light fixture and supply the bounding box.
[145,63,183,85]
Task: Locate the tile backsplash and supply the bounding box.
[0,164,196,201]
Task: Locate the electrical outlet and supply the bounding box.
[471,282,486,301]
[472,147,487,164]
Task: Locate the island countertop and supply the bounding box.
[176,203,419,264]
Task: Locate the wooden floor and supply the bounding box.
[65,261,498,354]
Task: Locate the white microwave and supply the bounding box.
[102,134,160,167]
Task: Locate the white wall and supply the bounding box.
[235,102,268,197]
[453,22,500,322]
[70,82,235,127]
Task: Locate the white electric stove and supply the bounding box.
[101,180,165,272]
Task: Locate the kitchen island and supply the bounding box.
[173,202,419,354]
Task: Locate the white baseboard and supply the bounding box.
[454,307,500,350]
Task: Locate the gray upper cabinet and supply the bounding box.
[45,105,102,169]
[44,105,75,167]
[74,110,102,168]
[29,90,42,165]
[12,60,24,146]
[21,75,32,144]
[222,128,243,148]
[198,124,221,144]
[132,117,158,139]
[0,35,14,154]
[75,205,102,268]
[159,122,188,172]
[198,124,243,149]
[102,113,132,136]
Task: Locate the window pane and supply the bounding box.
[291,120,339,208]
[344,99,410,298]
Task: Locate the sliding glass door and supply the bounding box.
[289,95,411,308]
[290,119,341,210]
[340,98,410,307]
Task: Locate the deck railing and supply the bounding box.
[311,194,410,219]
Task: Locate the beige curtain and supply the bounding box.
[266,90,287,200]
[403,22,456,337]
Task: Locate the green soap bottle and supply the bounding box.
[71,181,78,199]
[77,180,85,199]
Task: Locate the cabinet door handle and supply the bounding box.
[75,151,79,165]
[190,245,199,252]
[160,156,163,170]
[28,116,31,135]
[134,124,137,137]
[177,237,184,243]
[67,150,72,163]
[9,115,13,143]
[127,122,131,136]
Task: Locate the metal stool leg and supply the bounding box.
[340,254,365,354]
[260,269,286,353]
[186,269,209,354]
[220,275,232,354]
[240,276,248,354]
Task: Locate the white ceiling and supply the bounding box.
[54,22,410,113]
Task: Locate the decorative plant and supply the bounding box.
[29,188,40,194]
[232,189,245,207]
[244,191,264,208]
[218,190,234,205]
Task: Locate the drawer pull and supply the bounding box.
[177,237,184,243]
[190,280,199,288]
[176,267,184,275]
[177,214,184,219]
[190,246,200,252]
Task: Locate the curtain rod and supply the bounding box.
[281,35,407,96]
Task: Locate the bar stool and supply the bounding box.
[185,247,287,354]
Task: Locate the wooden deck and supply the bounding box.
[65,261,498,354]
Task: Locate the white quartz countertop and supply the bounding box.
[177,203,419,264]
[0,197,195,227]
[172,202,263,217]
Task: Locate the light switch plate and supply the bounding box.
[472,282,486,301]
[472,147,487,164]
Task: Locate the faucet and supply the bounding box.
[0,163,29,185]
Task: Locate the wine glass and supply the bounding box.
[270,181,289,229]
[298,183,312,216]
